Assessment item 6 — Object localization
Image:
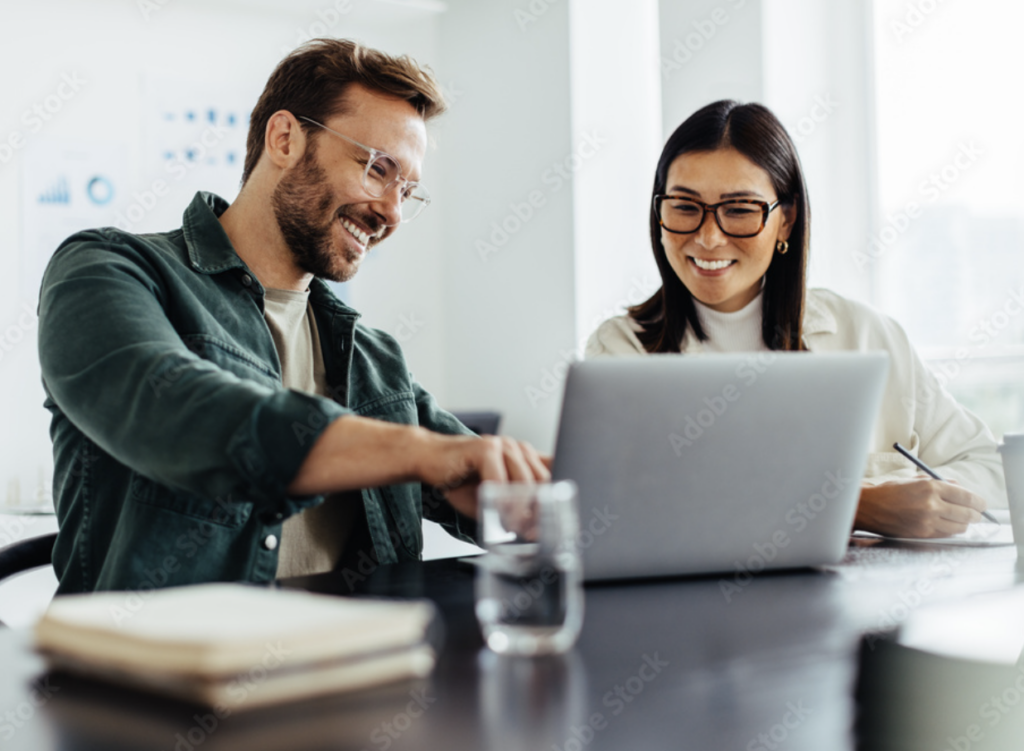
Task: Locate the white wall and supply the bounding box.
[570,0,662,351]
[433,0,577,452]
[658,0,765,137]
[656,0,876,305]
[0,0,883,508]
[0,0,449,507]
[762,0,877,304]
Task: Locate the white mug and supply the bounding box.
[998,433,1024,559]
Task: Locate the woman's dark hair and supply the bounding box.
[628,100,810,352]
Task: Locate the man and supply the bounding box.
[38,39,548,595]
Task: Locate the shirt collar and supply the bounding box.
[182,191,359,317]
[802,290,837,337]
[183,191,247,274]
[679,290,837,352]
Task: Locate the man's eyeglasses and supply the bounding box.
[298,116,430,223]
[653,195,780,238]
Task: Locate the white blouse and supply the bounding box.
[585,287,1007,507]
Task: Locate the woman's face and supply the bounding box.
[660,147,795,313]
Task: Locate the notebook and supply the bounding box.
[34,583,436,709]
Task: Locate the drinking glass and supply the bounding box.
[474,481,583,655]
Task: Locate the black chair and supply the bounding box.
[0,532,57,627]
[450,410,502,437]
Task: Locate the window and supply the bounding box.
[872,0,1024,437]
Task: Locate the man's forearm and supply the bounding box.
[286,415,547,511]
[286,415,431,496]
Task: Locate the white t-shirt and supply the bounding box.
[263,288,358,578]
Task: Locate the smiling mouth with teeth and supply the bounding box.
[690,257,736,271]
[339,216,374,248]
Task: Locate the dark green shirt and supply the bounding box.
[39,192,475,595]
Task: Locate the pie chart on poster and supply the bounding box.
[86,175,114,206]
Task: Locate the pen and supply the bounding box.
[892,442,1000,525]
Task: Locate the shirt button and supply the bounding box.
[263,534,278,551]
[241,274,253,287]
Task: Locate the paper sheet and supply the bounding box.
[851,509,1015,547]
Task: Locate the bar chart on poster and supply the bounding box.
[19,138,128,303]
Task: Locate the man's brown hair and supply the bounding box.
[242,38,447,184]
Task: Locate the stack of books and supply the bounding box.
[34,584,437,710]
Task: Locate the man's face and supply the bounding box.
[271,84,428,283]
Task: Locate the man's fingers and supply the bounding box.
[444,437,551,489]
[475,436,508,483]
[519,442,551,482]
[500,437,533,482]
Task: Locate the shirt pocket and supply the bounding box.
[130,472,253,528]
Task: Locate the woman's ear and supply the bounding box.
[777,200,798,242]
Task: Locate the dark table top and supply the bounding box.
[1,540,1021,751]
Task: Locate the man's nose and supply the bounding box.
[372,182,405,228]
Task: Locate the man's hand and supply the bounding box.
[287,416,550,522]
[855,476,987,538]
[414,434,550,519]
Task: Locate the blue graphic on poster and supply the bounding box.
[20,139,128,302]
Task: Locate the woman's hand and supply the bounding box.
[854,476,988,538]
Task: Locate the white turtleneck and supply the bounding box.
[692,291,769,352]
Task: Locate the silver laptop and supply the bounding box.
[551,352,889,582]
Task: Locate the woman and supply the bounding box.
[585,100,1005,539]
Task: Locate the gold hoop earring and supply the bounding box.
[775,240,789,255]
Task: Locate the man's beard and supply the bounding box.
[270,146,380,283]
